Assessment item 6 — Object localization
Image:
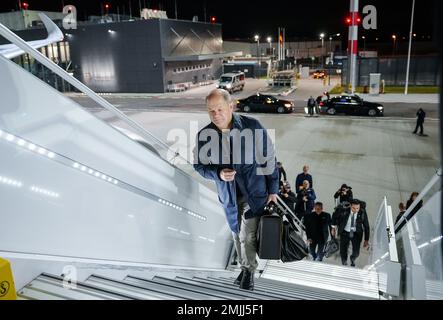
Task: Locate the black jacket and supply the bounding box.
[279,190,296,212]
[417,109,426,122]
[333,208,370,241]
[334,189,353,203]
[295,173,313,193]
[304,211,332,242]
[295,188,316,215]
[406,199,423,217]
[278,166,287,182]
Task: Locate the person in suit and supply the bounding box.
[307,96,316,116]
[295,165,313,194]
[295,180,316,220]
[413,108,426,136]
[331,199,370,267]
[304,202,332,261]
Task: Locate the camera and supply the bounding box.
[264,203,280,215]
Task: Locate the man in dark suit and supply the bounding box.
[304,202,332,261]
[331,199,370,267]
[295,165,313,194]
[413,108,426,136]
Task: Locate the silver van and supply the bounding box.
[217,72,245,93]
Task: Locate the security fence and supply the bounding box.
[341,55,441,87]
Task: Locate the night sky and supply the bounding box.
[0,0,437,41]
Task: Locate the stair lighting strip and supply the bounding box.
[0,128,207,222]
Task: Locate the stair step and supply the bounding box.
[211,276,350,300]
[86,275,185,300]
[124,275,223,300]
[17,274,130,300]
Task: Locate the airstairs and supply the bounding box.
[1,15,441,301]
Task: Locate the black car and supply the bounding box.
[236,94,294,114]
[319,95,384,116]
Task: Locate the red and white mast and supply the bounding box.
[347,0,359,94]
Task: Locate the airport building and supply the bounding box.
[0,10,241,93]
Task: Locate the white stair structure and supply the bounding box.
[18,266,379,300]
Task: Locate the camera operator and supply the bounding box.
[279,181,296,212]
[334,184,353,204]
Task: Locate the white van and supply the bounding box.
[217,72,245,93]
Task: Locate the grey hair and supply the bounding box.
[206,89,232,104]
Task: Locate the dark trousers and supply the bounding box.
[340,232,362,264]
[309,240,326,261]
[308,106,314,116]
[413,120,424,134]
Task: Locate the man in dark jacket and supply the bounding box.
[331,199,370,267]
[277,161,287,183]
[413,108,426,135]
[295,180,316,220]
[334,184,353,204]
[279,181,296,212]
[295,165,313,194]
[193,89,279,291]
[304,202,332,261]
[307,96,316,116]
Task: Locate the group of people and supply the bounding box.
[277,163,370,266]
[306,91,330,116]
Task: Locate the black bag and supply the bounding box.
[281,221,309,262]
[324,237,339,258]
[256,213,282,260]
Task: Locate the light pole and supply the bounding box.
[327,33,341,85]
[267,36,272,57]
[405,0,416,95]
[174,0,178,19]
[392,34,397,56]
[320,33,325,68]
[255,35,260,78]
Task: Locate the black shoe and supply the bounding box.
[342,261,348,266]
[350,260,356,267]
[239,270,254,290]
[233,270,244,285]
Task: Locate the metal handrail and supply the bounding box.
[276,194,305,233]
[0,19,191,168]
[394,168,442,233]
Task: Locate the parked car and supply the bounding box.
[216,71,245,93]
[236,94,294,113]
[313,70,327,79]
[319,94,384,116]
